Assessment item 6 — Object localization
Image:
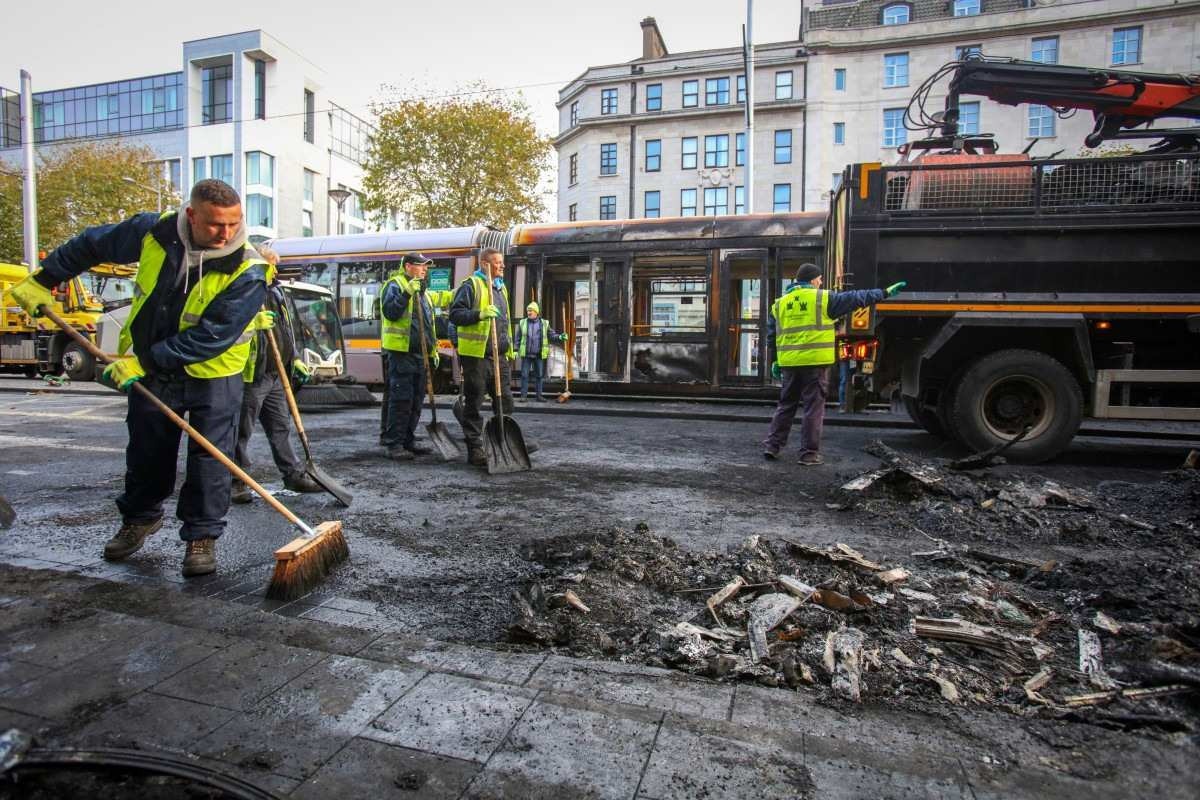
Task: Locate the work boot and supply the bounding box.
[763,446,780,461]
[798,452,824,466]
[405,443,434,456]
[386,446,414,461]
[231,480,252,504]
[103,518,163,561]
[283,472,323,493]
[181,538,217,577]
[467,448,487,467]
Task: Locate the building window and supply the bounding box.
[646,83,662,111]
[883,108,906,147]
[706,77,730,105]
[601,88,618,115]
[599,195,616,220]
[680,188,697,216]
[736,75,746,103]
[164,159,181,193]
[569,152,578,184]
[1031,36,1059,64]
[832,173,844,192]
[303,169,315,205]
[246,194,274,228]
[600,143,617,176]
[703,187,728,216]
[834,68,846,91]
[953,0,980,16]
[253,59,266,120]
[1112,27,1141,65]
[645,190,661,218]
[704,134,729,168]
[833,122,845,145]
[201,64,232,124]
[734,186,745,215]
[210,154,233,185]
[302,209,313,237]
[958,101,980,135]
[645,139,661,172]
[303,90,315,143]
[568,203,578,221]
[681,137,698,169]
[774,130,792,164]
[246,151,274,186]
[735,132,745,166]
[772,184,791,212]
[955,44,981,61]
[882,3,910,24]
[682,80,699,108]
[775,71,793,100]
[1028,104,1056,137]
[884,53,909,88]
[192,157,206,183]
[570,101,579,127]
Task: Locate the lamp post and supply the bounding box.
[328,188,351,236]
[122,175,162,213]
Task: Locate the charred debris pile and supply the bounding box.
[509,444,1200,733]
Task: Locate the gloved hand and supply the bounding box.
[493,277,505,290]
[9,272,54,317]
[480,306,501,320]
[99,356,146,392]
[771,362,782,380]
[409,279,423,293]
[250,310,276,330]
[291,358,313,385]
[430,351,440,369]
[885,281,907,298]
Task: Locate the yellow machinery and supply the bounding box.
[1,262,104,380]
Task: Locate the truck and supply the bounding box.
[1,262,103,381]
[830,56,1200,462]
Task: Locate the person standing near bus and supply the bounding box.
[380,253,453,459]
[762,263,905,465]
[449,248,514,467]
[514,301,567,402]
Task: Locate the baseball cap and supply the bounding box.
[403,253,433,265]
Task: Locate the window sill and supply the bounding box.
[882,85,909,90]
[599,172,622,179]
[1111,61,1142,68]
[568,181,578,188]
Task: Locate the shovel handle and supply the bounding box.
[41,306,313,535]
[265,327,311,451]
[415,293,439,424]
[484,260,504,437]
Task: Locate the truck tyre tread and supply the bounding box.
[948,348,1082,464]
[902,394,945,437]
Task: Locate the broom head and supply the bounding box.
[557,389,571,404]
[265,521,349,602]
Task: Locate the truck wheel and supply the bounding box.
[902,394,944,436]
[61,341,96,382]
[948,349,1082,463]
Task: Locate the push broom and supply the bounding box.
[557,303,572,404]
[41,306,347,601]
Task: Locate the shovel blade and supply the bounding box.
[0,494,14,529]
[305,461,354,507]
[426,421,461,462]
[484,415,532,474]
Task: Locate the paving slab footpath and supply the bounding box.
[1,563,1193,799]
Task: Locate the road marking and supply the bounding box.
[0,434,123,453]
[0,409,123,423]
[65,398,126,417]
[6,470,35,475]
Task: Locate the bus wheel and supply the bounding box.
[949,349,1082,463]
[61,341,96,382]
[902,394,944,437]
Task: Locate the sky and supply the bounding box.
[2,0,804,137]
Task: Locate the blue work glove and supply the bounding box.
[493,277,505,289]
[480,306,501,320]
[9,272,54,317]
[291,358,313,385]
[249,310,276,330]
[771,362,782,380]
[885,281,907,298]
[99,356,146,392]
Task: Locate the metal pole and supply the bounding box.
[744,3,755,214]
[19,70,38,271]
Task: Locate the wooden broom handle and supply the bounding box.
[415,294,440,423]
[42,306,311,533]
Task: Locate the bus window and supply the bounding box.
[632,263,707,337]
[338,261,385,340]
[300,262,337,292]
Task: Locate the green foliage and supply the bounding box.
[0,141,176,263]
[362,84,552,230]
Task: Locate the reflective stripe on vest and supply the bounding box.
[118,217,267,379]
[380,274,417,353]
[517,317,551,359]
[772,286,835,367]
[455,276,511,358]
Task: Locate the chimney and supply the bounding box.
[640,17,668,61]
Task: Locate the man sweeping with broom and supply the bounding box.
[9,180,268,577]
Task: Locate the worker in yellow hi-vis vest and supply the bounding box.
[762,263,905,466]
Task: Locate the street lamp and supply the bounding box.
[123,175,162,213]
[328,188,351,236]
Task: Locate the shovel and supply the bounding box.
[416,292,460,461]
[481,278,531,474]
[265,328,354,507]
[557,303,572,404]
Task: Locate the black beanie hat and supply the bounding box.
[795,263,822,282]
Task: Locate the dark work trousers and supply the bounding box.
[763,365,829,455]
[234,372,304,480]
[382,351,426,449]
[519,357,545,399]
[459,354,514,452]
[115,373,242,541]
[378,352,389,443]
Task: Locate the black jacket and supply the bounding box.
[39,212,267,375]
